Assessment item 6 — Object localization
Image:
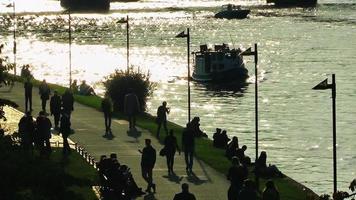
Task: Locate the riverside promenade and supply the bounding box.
[1,83,230,200]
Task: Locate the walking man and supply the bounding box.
[18,111,35,151]
[36,111,52,156]
[101,95,113,135]
[182,123,195,173]
[24,77,33,112]
[39,79,50,111]
[50,91,61,130]
[173,183,196,200]
[124,88,140,131]
[156,101,170,138]
[60,111,71,155]
[164,129,180,174]
[62,89,74,117]
[139,139,156,193]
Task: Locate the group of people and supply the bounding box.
[97,153,145,198]
[70,79,96,96]
[21,78,75,155]
[213,128,231,148]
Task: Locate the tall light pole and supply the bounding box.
[176,28,191,123]
[241,43,259,162]
[313,74,337,194]
[117,15,129,73]
[6,2,16,75]
[68,8,72,88]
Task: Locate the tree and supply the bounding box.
[103,67,155,112]
[0,44,14,88]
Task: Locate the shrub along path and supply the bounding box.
[2,83,230,200]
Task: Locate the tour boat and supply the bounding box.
[214,4,250,19]
[60,0,110,11]
[192,44,249,83]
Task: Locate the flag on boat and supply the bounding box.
[175,31,188,38]
[240,47,255,56]
[313,78,332,90]
[117,17,128,24]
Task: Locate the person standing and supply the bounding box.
[36,111,52,155]
[24,78,33,112]
[164,129,180,175]
[182,123,195,173]
[227,156,248,200]
[50,91,61,130]
[62,89,74,117]
[60,111,71,155]
[39,79,50,111]
[173,183,196,200]
[101,95,113,135]
[139,139,156,193]
[124,88,140,131]
[18,111,35,151]
[156,101,170,138]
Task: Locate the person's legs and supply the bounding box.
[25,94,29,111]
[163,120,168,135]
[45,138,51,154]
[63,136,70,154]
[41,99,46,111]
[29,94,32,111]
[104,112,108,132]
[156,122,162,137]
[108,113,112,131]
[188,151,194,171]
[54,114,60,129]
[184,150,190,171]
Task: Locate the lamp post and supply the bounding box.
[117,15,129,73]
[6,2,16,75]
[68,8,72,88]
[241,43,259,162]
[313,74,337,194]
[175,28,191,123]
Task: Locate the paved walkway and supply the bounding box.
[1,83,230,200]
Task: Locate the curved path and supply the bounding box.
[1,83,229,200]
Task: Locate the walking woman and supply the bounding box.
[164,129,181,175]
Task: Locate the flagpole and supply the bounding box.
[332,74,337,194]
[187,28,191,123]
[13,1,16,75]
[126,15,129,73]
[68,8,72,88]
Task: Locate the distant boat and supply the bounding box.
[214,4,250,20]
[60,0,110,11]
[267,0,317,7]
[192,44,249,83]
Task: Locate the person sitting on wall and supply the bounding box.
[236,145,251,166]
[213,128,222,147]
[190,117,207,137]
[255,151,284,178]
[226,136,239,160]
[79,80,96,96]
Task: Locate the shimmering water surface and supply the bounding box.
[1,0,355,195]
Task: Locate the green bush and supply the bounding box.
[0,44,14,87]
[103,67,155,112]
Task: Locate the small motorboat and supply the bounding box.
[214,4,250,19]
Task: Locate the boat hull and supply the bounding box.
[60,0,110,11]
[214,10,250,19]
[192,67,249,83]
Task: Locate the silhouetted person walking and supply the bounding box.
[156,101,170,137]
[124,88,140,131]
[60,112,71,155]
[18,111,35,151]
[39,79,50,111]
[182,123,195,173]
[164,129,181,174]
[173,183,196,200]
[101,95,113,135]
[50,91,61,130]
[227,156,248,200]
[262,180,280,200]
[62,89,74,117]
[36,111,52,156]
[24,78,33,112]
[139,139,156,193]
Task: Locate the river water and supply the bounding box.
[1,0,355,195]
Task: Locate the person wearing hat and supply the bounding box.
[139,139,156,193]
